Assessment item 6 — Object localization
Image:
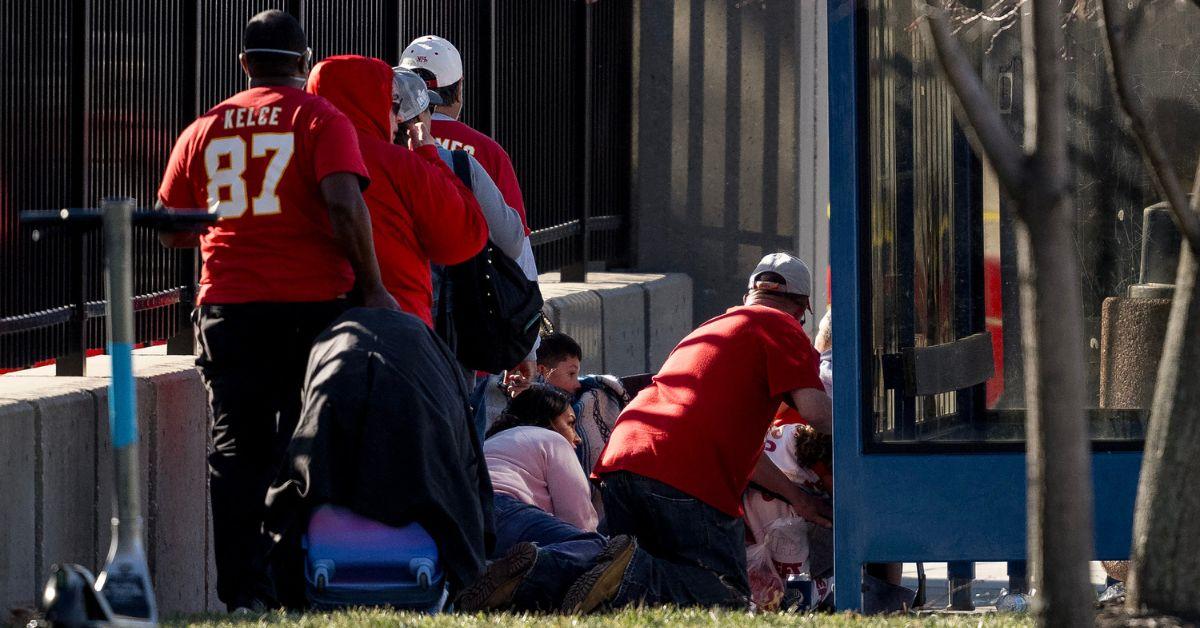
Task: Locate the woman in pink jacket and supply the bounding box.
[484,385,598,534]
[460,385,631,612]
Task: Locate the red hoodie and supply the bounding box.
[308,55,486,326]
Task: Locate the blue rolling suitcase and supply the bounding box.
[303,504,447,611]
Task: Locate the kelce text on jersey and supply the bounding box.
[224,106,283,129]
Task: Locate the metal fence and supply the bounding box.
[0,0,632,372]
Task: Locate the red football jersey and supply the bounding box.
[431,115,528,233]
[158,85,369,304]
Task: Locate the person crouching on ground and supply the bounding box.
[572,252,835,613]
[458,385,631,612]
[307,55,487,326]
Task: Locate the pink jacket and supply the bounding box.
[484,426,599,532]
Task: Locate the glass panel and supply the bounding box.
[864,0,1200,447]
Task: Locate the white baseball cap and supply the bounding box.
[748,252,814,312]
[398,35,463,88]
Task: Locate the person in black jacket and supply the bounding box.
[264,307,494,606]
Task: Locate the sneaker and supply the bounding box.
[560,535,637,614]
[456,542,538,612]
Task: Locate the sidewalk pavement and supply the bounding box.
[902,561,1112,609]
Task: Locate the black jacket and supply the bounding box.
[264,307,494,596]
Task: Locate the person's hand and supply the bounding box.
[406,121,435,149]
[785,486,832,528]
[362,287,401,311]
[504,360,537,398]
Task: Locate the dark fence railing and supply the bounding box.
[0,0,632,372]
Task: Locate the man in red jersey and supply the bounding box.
[398,35,528,233]
[156,10,396,611]
[565,253,834,612]
[306,55,487,327]
[399,35,544,386]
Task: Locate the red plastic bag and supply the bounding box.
[747,542,784,611]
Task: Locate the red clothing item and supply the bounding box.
[158,86,369,304]
[308,56,486,326]
[431,117,528,233]
[594,305,824,517]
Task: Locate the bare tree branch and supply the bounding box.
[922,4,1029,199]
[1099,0,1200,254]
[1031,0,1068,198]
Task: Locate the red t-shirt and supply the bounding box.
[593,305,824,517]
[158,86,369,304]
[431,117,528,233]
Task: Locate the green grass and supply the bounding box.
[166,607,1034,627]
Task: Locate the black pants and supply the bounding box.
[195,300,347,610]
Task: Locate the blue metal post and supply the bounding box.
[828,0,866,611]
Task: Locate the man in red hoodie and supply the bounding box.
[307,55,487,326]
[398,36,529,232]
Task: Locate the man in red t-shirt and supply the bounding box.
[156,11,397,611]
[564,253,833,612]
[397,35,528,233]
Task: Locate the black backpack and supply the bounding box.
[439,150,543,373]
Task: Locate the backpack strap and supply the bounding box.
[450,150,473,191]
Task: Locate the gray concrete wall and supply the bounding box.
[0,351,217,617]
[630,0,829,329]
[540,271,693,374]
[0,272,692,618]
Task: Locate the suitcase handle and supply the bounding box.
[411,559,435,589]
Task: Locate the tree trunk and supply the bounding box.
[1019,207,1097,627]
[1127,241,1200,622]
[922,1,1098,623]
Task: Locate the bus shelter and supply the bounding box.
[827,0,1200,611]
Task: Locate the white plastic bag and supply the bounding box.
[747,542,784,611]
[764,516,812,577]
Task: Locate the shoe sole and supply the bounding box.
[456,542,538,612]
[561,535,636,614]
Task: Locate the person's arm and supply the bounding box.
[790,387,833,434]
[466,154,525,260]
[156,124,203,248]
[406,123,487,265]
[751,453,832,528]
[491,147,529,233]
[319,172,399,310]
[544,437,600,531]
[155,198,201,248]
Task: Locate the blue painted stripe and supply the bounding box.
[108,342,138,449]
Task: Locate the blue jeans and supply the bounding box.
[491,493,608,610]
[600,471,750,608]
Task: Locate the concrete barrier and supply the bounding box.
[540,285,604,374]
[0,271,693,617]
[79,356,210,614]
[0,398,36,610]
[0,354,219,616]
[540,272,693,375]
[641,273,694,371]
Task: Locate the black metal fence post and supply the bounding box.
[166,249,196,355]
[561,1,594,283]
[58,228,89,376]
[167,0,200,357]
